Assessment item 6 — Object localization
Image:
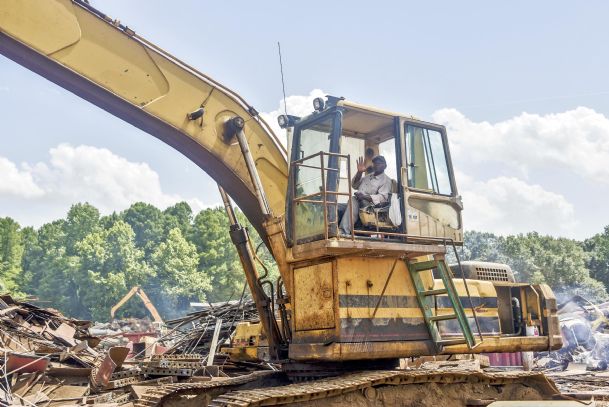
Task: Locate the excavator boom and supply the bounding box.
[0,0,287,247]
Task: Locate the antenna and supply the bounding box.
[277,42,288,116]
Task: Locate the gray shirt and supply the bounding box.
[352,172,392,205]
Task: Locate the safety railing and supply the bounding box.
[292,151,355,241]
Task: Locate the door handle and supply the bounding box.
[401,167,408,188]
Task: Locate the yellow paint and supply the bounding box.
[0,0,81,55]
[293,262,335,331]
[337,257,434,297]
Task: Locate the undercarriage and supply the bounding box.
[135,367,559,407]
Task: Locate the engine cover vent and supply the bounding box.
[449,261,515,283]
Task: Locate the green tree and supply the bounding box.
[584,226,609,289]
[19,226,37,290]
[190,208,243,302]
[163,202,192,238]
[188,208,279,303]
[152,227,209,316]
[64,203,100,255]
[0,217,24,295]
[23,220,84,315]
[504,232,607,299]
[121,202,164,259]
[75,220,153,320]
[100,212,121,229]
[10,201,283,319]
[460,231,508,263]
[236,212,279,293]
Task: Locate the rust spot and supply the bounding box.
[322,287,332,299]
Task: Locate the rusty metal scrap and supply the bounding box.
[163,299,258,355]
[0,295,97,405]
[534,295,609,374]
[525,295,609,402]
[0,295,92,360]
[0,295,270,406]
[547,369,609,400]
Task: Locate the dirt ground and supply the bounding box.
[288,382,548,407]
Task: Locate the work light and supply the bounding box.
[313,97,325,112]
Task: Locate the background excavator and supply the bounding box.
[0,1,564,404]
[110,286,164,329]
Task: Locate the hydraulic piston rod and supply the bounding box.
[218,185,286,361]
[229,119,271,217]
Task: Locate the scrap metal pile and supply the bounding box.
[546,364,609,401]
[531,295,609,399]
[91,319,158,338]
[0,295,266,406]
[534,295,609,372]
[162,300,258,356]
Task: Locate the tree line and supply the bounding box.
[457,230,609,300]
[1,202,609,321]
[0,202,276,321]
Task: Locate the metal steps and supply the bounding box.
[406,255,478,352]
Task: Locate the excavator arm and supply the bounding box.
[110,286,138,320]
[110,286,163,324]
[0,0,291,359]
[0,0,288,247]
[135,289,164,324]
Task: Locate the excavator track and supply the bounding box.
[210,369,559,406]
[133,371,280,407]
[135,369,559,407]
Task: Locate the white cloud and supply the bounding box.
[0,157,44,198]
[260,89,325,146]
[433,107,609,183]
[460,175,577,236]
[0,144,207,225]
[430,107,609,236]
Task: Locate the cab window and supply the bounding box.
[338,136,365,203]
[379,137,397,184]
[294,115,334,198]
[405,124,452,195]
[290,113,340,243]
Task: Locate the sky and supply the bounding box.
[1,1,609,239]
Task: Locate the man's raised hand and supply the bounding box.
[356,156,366,173]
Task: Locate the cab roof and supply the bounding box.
[337,99,418,143]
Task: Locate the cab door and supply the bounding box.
[398,118,463,243]
[286,110,342,245]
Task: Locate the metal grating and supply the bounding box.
[474,266,510,282]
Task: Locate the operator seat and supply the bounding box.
[358,179,401,233]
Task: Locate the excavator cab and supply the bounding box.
[283,96,463,247]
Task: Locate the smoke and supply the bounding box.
[549,293,609,371]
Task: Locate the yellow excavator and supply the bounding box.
[0,1,563,404]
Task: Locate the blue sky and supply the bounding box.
[1,1,609,239]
